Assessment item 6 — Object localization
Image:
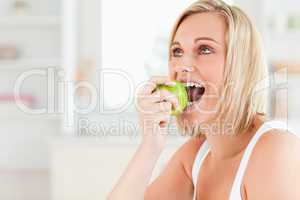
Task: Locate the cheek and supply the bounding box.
[168,60,177,79]
[196,56,225,83]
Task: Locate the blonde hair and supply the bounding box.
[170,0,268,136]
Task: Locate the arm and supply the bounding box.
[145,136,205,200]
[245,130,300,200]
[108,76,181,200]
[108,136,204,200]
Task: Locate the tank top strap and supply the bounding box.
[192,140,209,200]
[229,120,289,200]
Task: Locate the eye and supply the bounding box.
[198,46,212,55]
[171,48,183,57]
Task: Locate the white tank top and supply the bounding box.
[192,120,298,200]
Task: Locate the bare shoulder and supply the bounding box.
[244,129,300,199]
[246,129,300,171]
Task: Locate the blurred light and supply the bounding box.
[224,0,234,5]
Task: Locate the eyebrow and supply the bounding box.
[171,37,221,47]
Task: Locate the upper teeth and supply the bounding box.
[185,82,203,88]
[187,102,193,106]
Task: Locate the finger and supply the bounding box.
[135,92,161,113]
[146,89,178,103]
[137,90,179,114]
[153,102,172,113]
[138,101,172,114]
[157,90,179,109]
[145,90,179,112]
[156,112,172,128]
[139,112,171,133]
[142,90,161,103]
[142,111,171,125]
[138,76,173,96]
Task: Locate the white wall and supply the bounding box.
[102,0,197,108]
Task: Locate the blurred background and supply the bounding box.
[0,0,299,199]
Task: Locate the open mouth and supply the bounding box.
[185,82,205,107]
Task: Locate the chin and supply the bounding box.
[177,108,216,132]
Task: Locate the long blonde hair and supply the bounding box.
[170,0,268,136]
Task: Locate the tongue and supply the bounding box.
[187,86,205,102]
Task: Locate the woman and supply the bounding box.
[108,0,300,199]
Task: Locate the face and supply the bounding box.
[169,12,227,127]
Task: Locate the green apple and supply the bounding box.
[156,80,188,116]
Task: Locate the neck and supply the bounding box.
[202,115,264,160]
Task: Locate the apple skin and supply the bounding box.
[156,81,188,116]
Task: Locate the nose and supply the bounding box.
[171,65,195,82]
[170,53,196,80]
[174,65,195,73]
[172,53,196,74]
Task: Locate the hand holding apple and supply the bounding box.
[156,80,188,116]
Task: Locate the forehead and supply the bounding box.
[173,12,227,44]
